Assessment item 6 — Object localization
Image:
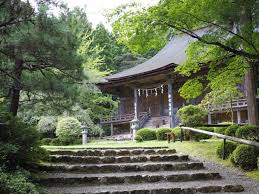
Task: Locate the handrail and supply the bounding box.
[179,126,259,159]
[205,98,247,112]
[100,112,149,124]
[139,112,150,128]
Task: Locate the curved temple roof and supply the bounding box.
[106,28,207,81]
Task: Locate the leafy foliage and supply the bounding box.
[179,78,203,101]
[232,145,258,170]
[37,116,57,138]
[177,105,207,127]
[134,135,143,142]
[156,128,172,140]
[56,117,82,145]
[214,127,227,135]
[0,113,48,169]
[235,125,259,142]
[225,125,239,136]
[171,127,182,139]
[136,128,156,141]
[216,141,237,160]
[0,169,38,194]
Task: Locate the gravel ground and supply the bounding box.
[186,154,259,194]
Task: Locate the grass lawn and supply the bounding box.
[42,139,259,181]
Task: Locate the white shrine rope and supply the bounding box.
[137,82,167,97]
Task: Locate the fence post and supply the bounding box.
[222,138,226,160]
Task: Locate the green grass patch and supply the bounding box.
[42,139,259,180]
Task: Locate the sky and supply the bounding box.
[62,0,159,30]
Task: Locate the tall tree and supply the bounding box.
[109,0,259,124]
[0,3,86,116]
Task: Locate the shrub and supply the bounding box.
[171,127,182,140]
[0,169,38,194]
[50,138,63,146]
[232,145,257,170]
[37,116,56,138]
[214,127,227,135]
[156,128,172,140]
[235,125,259,141]
[225,125,239,136]
[191,127,214,141]
[40,138,52,145]
[56,117,82,145]
[136,128,156,141]
[176,105,207,127]
[0,113,48,169]
[216,141,237,159]
[134,135,143,142]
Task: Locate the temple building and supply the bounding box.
[98,29,248,136]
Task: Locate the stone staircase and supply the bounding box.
[143,116,170,128]
[37,147,245,194]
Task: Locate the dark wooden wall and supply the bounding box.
[118,89,185,117]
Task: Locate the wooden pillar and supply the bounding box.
[110,123,113,136]
[168,78,175,128]
[208,113,212,124]
[134,88,139,119]
[237,110,241,124]
[159,93,164,116]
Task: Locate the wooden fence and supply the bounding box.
[179,126,259,159]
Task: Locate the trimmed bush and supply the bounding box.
[171,127,182,139]
[214,127,227,135]
[134,135,143,142]
[216,141,237,159]
[40,138,52,145]
[56,117,81,145]
[191,127,214,141]
[136,128,156,141]
[235,125,259,141]
[232,145,257,170]
[156,128,172,140]
[176,105,207,127]
[225,125,239,136]
[50,138,63,146]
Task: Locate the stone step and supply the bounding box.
[38,161,204,173]
[49,154,189,164]
[47,146,169,150]
[42,180,244,193]
[48,149,176,157]
[39,170,221,186]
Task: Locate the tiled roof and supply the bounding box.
[106,28,207,81]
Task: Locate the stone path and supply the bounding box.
[37,147,248,194]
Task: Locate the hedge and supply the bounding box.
[235,125,259,142]
[225,125,239,136]
[135,128,156,141]
[156,128,172,140]
[216,141,237,159]
[232,145,257,170]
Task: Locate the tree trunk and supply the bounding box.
[240,4,259,125]
[9,59,23,116]
[245,64,259,125]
